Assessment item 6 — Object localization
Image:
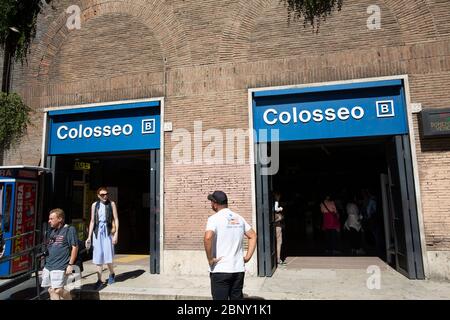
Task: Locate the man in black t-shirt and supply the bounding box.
[41,208,78,300]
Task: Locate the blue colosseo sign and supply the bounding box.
[48,101,160,155]
[253,79,408,142]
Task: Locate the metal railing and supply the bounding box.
[0,231,46,300]
[1,231,88,300]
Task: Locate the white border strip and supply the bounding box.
[247,89,258,275]
[43,97,163,112]
[159,97,165,274]
[41,112,48,167]
[248,75,428,278]
[250,75,408,93]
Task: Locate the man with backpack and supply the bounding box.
[41,208,79,300]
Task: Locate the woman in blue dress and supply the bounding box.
[86,187,119,289]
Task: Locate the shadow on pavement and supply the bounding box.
[115,269,146,282]
[8,287,49,300]
[244,293,265,300]
[73,288,100,300]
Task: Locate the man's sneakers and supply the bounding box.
[278,260,287,265]
[108,273,116,285]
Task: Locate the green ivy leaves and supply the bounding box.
[281,0,344,32]
[0,92,31,150]
[0,0,51,63]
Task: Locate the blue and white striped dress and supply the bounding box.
[93,202,114,265]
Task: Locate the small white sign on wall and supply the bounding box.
[164,122,173,132]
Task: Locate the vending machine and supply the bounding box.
[0,166,48,278]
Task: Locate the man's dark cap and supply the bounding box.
[207,191,228,205]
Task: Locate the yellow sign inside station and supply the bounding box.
[73,161,91,170]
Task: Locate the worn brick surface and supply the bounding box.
[2,0,450,251]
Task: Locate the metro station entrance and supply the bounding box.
[50,152,151,254]
[44,99,161,273]
[252,77,425,279]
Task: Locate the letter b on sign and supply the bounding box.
[376,100,395,118]
[142,119,155,134]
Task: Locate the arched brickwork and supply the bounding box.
[383,0,438,43]
[218,0,439,62]
[27,0,192,82]
[47,13,164,83]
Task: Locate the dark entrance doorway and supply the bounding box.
[46,150,161,273]
[256,135,424,279]
[276,137,385,258]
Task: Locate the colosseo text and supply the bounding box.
[56,123,133,140]
[262,106,365,125]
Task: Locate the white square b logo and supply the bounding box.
[376,100,395,118]
[142,119,155,134]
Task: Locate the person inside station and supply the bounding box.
[273,191,286,265]
[344,195,364,255]
[320,193,341,255]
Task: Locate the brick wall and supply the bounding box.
[164,90,252,248]
[2,0,450,252]
[412,113,450,250]
[48,13,164,83]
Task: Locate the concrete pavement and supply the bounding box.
[2,255,450,300]
[70,255,450,300]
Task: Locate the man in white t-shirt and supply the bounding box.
[204,190,257,300]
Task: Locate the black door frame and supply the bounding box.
[390,135,424,279]
[149,149,160,274]
[255,143,277,277]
